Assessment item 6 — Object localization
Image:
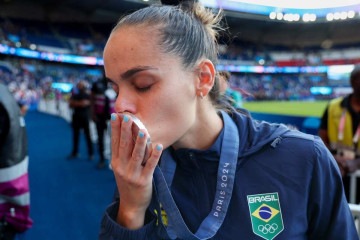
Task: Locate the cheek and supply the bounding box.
[144,87,195,146]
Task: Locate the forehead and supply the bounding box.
[104,26,163,68]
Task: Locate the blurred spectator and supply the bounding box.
[55,89,63,115]
[218,70,243,108]
[318,64,360,203]
[0,83,33,239]
[67,80,94,160]
[90,78,116,169]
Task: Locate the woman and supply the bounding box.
[99,1,357,239]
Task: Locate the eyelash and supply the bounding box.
[107,80,152,94]
[135,85,152,93]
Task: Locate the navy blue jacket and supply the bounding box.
[99,110,358,239]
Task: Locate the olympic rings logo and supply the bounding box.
[258,223,278,234]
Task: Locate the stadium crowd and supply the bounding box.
[0,15,358,108]
[1,16,360,66]
[0,56,102,110]
[0,55,348,113]
[0,57,338,110]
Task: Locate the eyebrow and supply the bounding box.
[120,66,157,80]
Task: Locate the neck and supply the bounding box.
[172,104,223,151]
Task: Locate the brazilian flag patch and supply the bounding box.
[247,192,284,240]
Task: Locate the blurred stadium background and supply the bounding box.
[1,0,360,239]
[2,0,360,125]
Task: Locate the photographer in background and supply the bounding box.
[67,80,94,160]
[91,77,116,169]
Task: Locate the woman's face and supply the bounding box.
[103,26,199,149]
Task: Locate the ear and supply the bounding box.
[195,59,216,97]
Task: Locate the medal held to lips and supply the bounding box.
[119,114,152,165]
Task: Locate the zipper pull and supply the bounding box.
[271,137,282,148]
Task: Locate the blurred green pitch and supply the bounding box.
[243,100,329,117]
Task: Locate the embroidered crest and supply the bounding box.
[247,192,284,240]
[154,203,168,226]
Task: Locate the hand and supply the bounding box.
[334,155,350,177]
[110,113,163,229]
[345,158,360,174]
[80,99,90,106]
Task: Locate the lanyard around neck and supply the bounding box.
[153,111,239,240]
[337,110,346,141]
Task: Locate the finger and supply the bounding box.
[142,143,163,178]
[119,114,134,162]
[130,130,148,166]
[110,113,121,159]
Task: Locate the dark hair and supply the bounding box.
[111,2,225,107]
[218,71,231,82]
[351,65,360,81]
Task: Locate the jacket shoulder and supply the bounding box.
[281,130,315,141]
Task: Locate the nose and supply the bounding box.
[114,90,136,114]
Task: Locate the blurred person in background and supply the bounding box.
[0,83,32,240]
[91,77,116,169]
[55,89,63,115]
[67,80,94,160]
[99,0,357,239]
[218,70,243,108]
[8,83,28,116]
[319,64,360,203]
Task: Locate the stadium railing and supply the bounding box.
[349,203,360,236]
[350,170,360,204]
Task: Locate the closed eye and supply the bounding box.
[135,85,152,93]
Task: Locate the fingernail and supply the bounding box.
[111,113,117,121]
[123,115,129,123]
[138,131,144,138]
[156,144,163,151]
